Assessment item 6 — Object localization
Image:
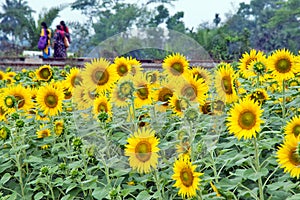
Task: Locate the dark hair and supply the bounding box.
[60,20,68,32]
[41,21,47,28]
[56,25,62,30]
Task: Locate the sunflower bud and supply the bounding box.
[0,126,10,140]
[184,107,199,122]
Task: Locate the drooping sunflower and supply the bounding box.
[284,116,300,140]
[111,56,132,77]
[276,136,300,178]
[93,95,112,119]
[0,84,33,114]
[227,98,263,140]
[189,66,212,86]
[176,74,208,105]
[124,127,160,174]
[133,72,153,108]
[82,58,119,93]
[268,49,300,81]
[169,94,190,117]
[64,67,83,92]
[35,65,53,82]
[172,155,203,198]
[36,83,64,116]
[162,53,189,78]
[238,49,265,78]
[215,63,239,104]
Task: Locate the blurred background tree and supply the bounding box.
[0,0,299,59]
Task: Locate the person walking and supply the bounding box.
[52,25,67,58]
[60,21,71,45]
[40,22,51,58]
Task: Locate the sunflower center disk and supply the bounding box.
[135,141,151,162]
[239,111,256,130]
[171,63,184,75]
[180,168,194,187]
[183,86,197,101]
[118,65,128,76]
[94,70,108,85]
[97,103,107,113]
[40,68,51,79]
[291,151,300,166]
[73,76,82,87]
[221,76,233,94]
[45,95,58,108]
[276,59,291,73]
[293,125,300,137]
[137,87,148,100]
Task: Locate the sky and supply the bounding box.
[25,0,251,29]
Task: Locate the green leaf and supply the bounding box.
[136,191,151,200]
[92,186,110,200]
[286,194,300,200]
[34,192,44,200]
[0,173,11,185]
[244,168,269,181]
[24,155,43,163]
[61,194,71,200]
[0,161,13,173]
[66,183,77,193]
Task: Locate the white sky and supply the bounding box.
[24,0,251,29]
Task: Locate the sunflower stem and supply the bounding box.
[254,137,264,200]
[282,80,286,121]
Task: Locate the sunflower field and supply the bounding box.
[1,49,300,200]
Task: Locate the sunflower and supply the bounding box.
[176,138,191,157]
[146,70,160,85]
[35,65,53,81]
[36,83,64,116]
[169,94,190,117]
[199,101,212,115]
[245,88,269,105]
[238,49,265,78]
[111,56,132,77]
[277,136,300,178]
[268,49,300,81]
[152,79,176,112]
[128,57,142,76]
[0,106,7,122]
[54,120,64,136]
[124,127,160,174]
[284,116,300,140]
[36,126,51,139]
[189,66,212,86]
[172,155,203,198]
[176,74,208,105]
[82,58,119,93]
[64,68,83,91]
[162,53,189,78]
[111,84,130,108]
[133,72,153,108]
[215,63,239,104]
[0,85,33,114]
[227,98,263,140]
[93,95,112,119]
[247,55,271,83]
[0,70,6,81]
[72,85,90,110]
